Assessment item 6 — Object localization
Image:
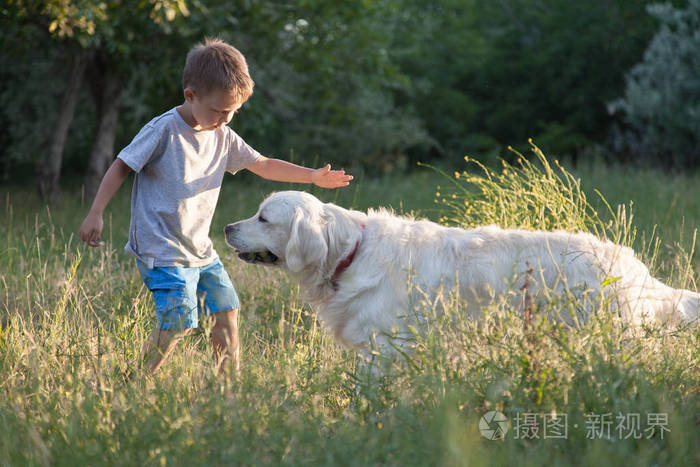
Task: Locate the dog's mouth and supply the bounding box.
[236,250,279,265]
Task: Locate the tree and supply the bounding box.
[0,11,64,182]
[3,0,428,195]
[7,0,194,201]
[211,0,429,170]
[391,0,659,164]
[611,0,700,168]
[36,48,87,200]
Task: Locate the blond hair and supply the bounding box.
[182,37,254,102]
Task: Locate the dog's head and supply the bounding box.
[224,191,363,274]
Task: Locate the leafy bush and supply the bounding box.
[393,0,656,163]
[610,0,700,168]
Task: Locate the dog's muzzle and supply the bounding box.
[237,250,279,264]
[224,224,279,264]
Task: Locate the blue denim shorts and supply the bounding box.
[136,258,240,330]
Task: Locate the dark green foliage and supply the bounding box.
[0,0,697,184]
[392,0,659,165]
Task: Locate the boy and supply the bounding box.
[79,38,352,375]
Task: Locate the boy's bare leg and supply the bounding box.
[141,328,193,374]
[212,308,240,375]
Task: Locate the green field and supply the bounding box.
[1,154,699,466]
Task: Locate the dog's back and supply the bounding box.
[358,215,698,326]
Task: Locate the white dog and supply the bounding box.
[225,191,698,354]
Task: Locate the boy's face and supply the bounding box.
[184,88,242,131]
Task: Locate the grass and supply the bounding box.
[1,148,699,466]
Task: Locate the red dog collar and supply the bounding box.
[331,225,364,288]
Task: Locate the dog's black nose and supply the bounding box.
[224,224,236,235]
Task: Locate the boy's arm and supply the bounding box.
[79,158,133,247]
[246,157,352,188]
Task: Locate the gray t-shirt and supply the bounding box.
[118,107,263,268]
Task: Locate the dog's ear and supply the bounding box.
[285,207,328,273]
[321,203,364,264]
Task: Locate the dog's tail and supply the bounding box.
[675,289,699,324]
[619,278,699,326]
[650,284,699,325]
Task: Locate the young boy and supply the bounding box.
[79,38,352,375]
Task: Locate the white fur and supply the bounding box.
[225,191,698,354]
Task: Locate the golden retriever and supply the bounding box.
[225,191,698,355]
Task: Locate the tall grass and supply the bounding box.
[1,149,699,466]
[428,142,698,292]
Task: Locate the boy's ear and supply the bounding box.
[183,87,195,103]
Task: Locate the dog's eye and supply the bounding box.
[258,215,268,223]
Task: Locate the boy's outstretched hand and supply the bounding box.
[311,164,353,188]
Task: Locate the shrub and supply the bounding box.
[610,0,700,168]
